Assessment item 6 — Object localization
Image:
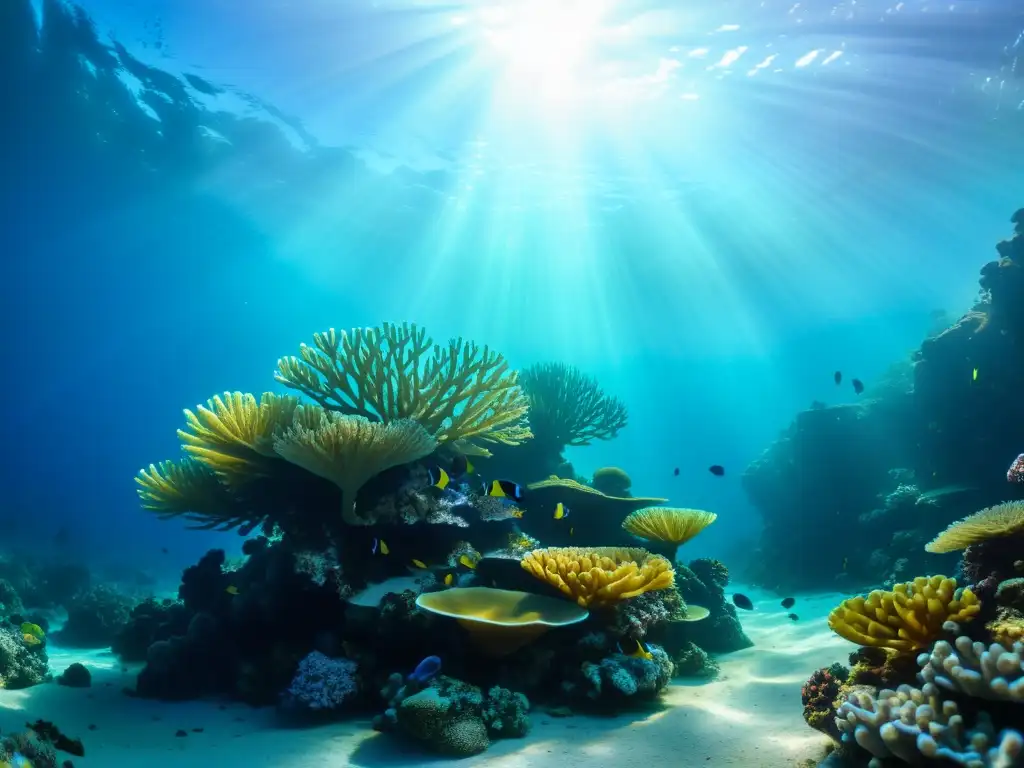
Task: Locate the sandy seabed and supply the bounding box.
[0,588,852,767]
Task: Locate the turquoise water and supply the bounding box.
[3,1,1024,766]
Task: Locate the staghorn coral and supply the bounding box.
[275,322,531,454]
[835,682,1024,767]
[520,547,674,608]
[918,636,1024,701]
[827,576,980,652]
[592,467,632,496]
[926,501,1024,553]
[178,392,298,480]
[273,410,437,525]
[519,362,628,448]
[621,507,718,545]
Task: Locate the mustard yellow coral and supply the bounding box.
[827,575,980,652]
[622,507,718,545]
[178,392,298,480]
[135,458,261,531]
[520,546,674,608]
[275,322,531,454]
[925,501,1024,553]
[273,410,437,525]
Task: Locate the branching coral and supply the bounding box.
[520,547,674,608]
[835,682,1024,767]
[135,458,263,532]
[918,636,1024,701]
[275,322,532,453]
[273,410,437,525]
[925,501,1024,553]
[519,361,627,447]
[827,576,980,652]
[178,392,298,480]
[621,507,718,545]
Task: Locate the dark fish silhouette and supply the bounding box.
[732,593,754,610]
[709,465,725,476]
[787,613,799,621]
[852,379,864,395]
[834,371,842,385]
[673,467,680,476]
[780,597,795,609]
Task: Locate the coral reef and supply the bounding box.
[519,362,627,449]
[672,559,752,653]
[279,650,358,719]
[54,584,136,648]
[520,547,675,608]
[0,624,49,689]
[827,576,979,652]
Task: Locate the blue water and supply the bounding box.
[2,5,1024,760]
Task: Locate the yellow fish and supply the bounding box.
[372,538,389,556]
[458,554,478,570]
[226,585,240,595]
[509,508,524,519]
[411,559,428,569]
[483,479,523,501]
[617,636,653,661]
[553,502,570,520]
[429,467,450,490]
[972,367,978,381]
[444,573,454,586]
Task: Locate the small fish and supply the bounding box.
[411,559,428,569]
[483,479,524,501]
[972,367,978,382]
[780,597,796,609]
[852,378,864,395]
[443,573,454,586]
[372,538,390,556]
[509,508,524,519]
[408,655,442,684]
[451,454,475,476]
[673,467,680,476]
[708,465,725,476]
[617,636,653,661]
[787,613,799,621]
[225,585,239,596]
[553,502,570,520]
[428,467,450,490]
[834,371,842,385]
[458,554,478,570]
[732,593,754,611]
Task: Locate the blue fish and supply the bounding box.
[408,655,442,684]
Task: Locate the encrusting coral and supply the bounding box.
[520,547,675,608]
[621,507,718,545]
[518,362,628,448]
[925,501,1024,553]
[275,322,532,454]
[273,411,437,525]
[827,576,980,652]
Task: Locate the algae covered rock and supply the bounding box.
[374,673,531,756]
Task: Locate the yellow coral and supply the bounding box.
[520,546,674,608]
[273,411,437,525]
[827,575,980,652]
[622,507,718,545]
[135,458,260,531]
[275,322,531,454]
[925,501,1024,553]
[986,607,1024,648]
[178,392,298,479]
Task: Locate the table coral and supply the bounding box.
[926,501,1024,553]
[827,575,979,652]
[622,507,718,546]
[520,547,674,608]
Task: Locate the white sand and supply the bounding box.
[0,587,850,767]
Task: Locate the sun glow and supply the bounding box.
[481,1,608,99]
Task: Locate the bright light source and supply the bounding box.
[482,1,607,99]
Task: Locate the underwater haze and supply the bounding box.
[2,0,1024,766]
